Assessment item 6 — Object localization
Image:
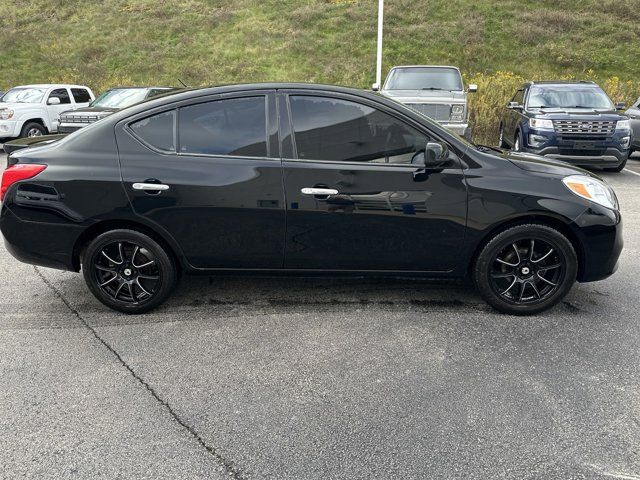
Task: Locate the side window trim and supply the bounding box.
[284,92,434,168]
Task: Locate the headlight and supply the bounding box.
[529,118,554,130]
[0,108,14,120]
[451,104,464,114]
[562,175,618,210]
[616,119,631,131]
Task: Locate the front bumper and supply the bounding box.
[0,120,20,139]
[440,122,469,136]
[58,122,88,134]
[572,206,623,282]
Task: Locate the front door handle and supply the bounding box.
[132,182,170,191]
[301,187,339,196]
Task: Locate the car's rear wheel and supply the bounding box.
[473,224,577,315]
[20,122,46,138]
[82,229,177,314]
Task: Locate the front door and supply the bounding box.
[46,88,73,132]
[116,91,285,269]
[280,92,467,272]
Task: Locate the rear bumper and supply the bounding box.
[1,205,81,272]
[440,123,469,136]
[573,207,623,282]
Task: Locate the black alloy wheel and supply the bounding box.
[474,224,577,315]
[83,229,177,313]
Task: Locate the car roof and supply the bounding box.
[12,84,92,89]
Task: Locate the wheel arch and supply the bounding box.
[20,118,49,134]
[469,214,585,280]
[72,219,184,273]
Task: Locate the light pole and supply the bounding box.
[375,0,384,89]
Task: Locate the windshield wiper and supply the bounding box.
[421,87,445,91]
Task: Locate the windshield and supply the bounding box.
[527,85,614,110]
[384,67,463,91]
[90,89,150,108]
[0,87,46,104]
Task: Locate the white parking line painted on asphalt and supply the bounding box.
[623,168,640,177]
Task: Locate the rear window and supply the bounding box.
[130,110,176,152]
[71,88,92,103]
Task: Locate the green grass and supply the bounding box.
[2,0,639,142]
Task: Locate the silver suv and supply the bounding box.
[374,65,477,140]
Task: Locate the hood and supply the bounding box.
[486,147,595,177]
[0,102,42,110]
[532,108,625,120]
[381,89,466,103]
[59,106,118,118]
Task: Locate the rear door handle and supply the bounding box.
[132,182,170,191]
[301,187,339,196]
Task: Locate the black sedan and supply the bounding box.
[0,83,623,315]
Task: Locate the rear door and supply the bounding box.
[279,91,467,272]
[116,90,285,269]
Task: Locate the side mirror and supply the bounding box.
[468,84,478,93]
[424,142,449,165]
[508,101,523,110]
[371,83,380,92]
[47,97,61,105]
[615,102,626,110]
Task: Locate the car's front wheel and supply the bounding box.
[20,122,46,138]
[473,224,577,315]
[82,229,177,314]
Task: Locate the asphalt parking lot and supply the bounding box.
[1,150,639,479]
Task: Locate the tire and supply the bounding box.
[498,125,509,148]
[604,157,627,172]
[20,122,46,138]
[513,130,523,152]
[82,229,177,314]
[473,224,577,315]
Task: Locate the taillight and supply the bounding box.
[1,164,47,201]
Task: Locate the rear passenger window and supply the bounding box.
[130,110,176,152]
[71,88,92,103]
[178,96,267,157]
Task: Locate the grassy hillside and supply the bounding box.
[2,0,640,142]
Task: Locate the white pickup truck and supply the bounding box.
[0,84,95,140]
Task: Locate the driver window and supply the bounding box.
[289,95,430,164]
[512,89,524,105]
[48,88,71,104]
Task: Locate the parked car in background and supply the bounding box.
[0,84,94,140]
[499,81,631,172]
[624,97,640,154]
[58,86,176,133]
[1,83,621,316]
[375,65,477,140]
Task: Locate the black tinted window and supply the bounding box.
[289,96,429,164]
[71,88,92,103]
[178,96,267,157]
[49,88,71,104]
[130,110,176,152]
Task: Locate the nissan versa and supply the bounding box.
[0,84,622,315]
